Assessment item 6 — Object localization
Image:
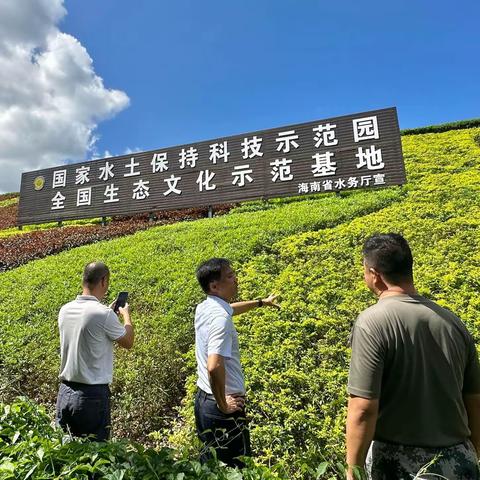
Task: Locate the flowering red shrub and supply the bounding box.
[0,205,233,271]
[0,204,18,230]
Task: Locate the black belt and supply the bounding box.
[62,380,108,389]
[198,388,216,400]
[198,388,245,400]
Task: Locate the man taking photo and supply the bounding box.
[56,261,134,441]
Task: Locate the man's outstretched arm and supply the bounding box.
[231,293,279,316]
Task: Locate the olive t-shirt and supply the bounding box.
[348,294,480,447]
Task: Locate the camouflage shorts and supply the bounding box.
[365,439,480,480]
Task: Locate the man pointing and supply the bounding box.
[194,257,278,467]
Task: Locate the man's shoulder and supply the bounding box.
[357,295,467,334]
[196,297,231,318]
[59,299,79,316]
[60,298,110,319]
[418,297,470,336]
[354,301,402,341]
[195,299,232,334]
[59,300,76,311]
[356,302,387,327]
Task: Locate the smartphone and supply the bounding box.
[113,291,128,313]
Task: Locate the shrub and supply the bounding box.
[0,206,233,271]
[0,398,282,479]
[0,205,18,230]
[1,127,479,478]
[402,117,480,135]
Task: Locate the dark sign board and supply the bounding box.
[18,107,405,225]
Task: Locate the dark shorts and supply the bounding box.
[366,439,480,480]
[194,388,252,468]
[55,381,111,441]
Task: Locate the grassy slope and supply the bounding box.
[0,187,401,435]
[173,128,480,477]
[0,127,479,478]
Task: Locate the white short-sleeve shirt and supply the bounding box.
[195,295,245,395]
[58,295,126,384]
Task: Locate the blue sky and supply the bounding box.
[61,0,480,158]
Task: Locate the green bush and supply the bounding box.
[0,127,479,478]
[0,198,18,209]
[402,117,480,135]
[0,398,282,479]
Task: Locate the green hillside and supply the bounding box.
[1,127,479,478]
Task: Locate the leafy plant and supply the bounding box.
[0,398,282,479]
[0,205,233,270]
[1,126,479,478]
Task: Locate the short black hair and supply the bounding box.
[363,233,413,283]
[196,258,231,294]
[83,262,110,288]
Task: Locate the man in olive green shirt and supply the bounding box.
[346,233,480,480]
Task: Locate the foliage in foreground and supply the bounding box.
[0,398,283,480]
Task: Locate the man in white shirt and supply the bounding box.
[55,261,134,441]
[194,257,278,467]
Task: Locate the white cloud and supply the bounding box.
[123,147,142,155]
[90,147,140,161]
[91,150,113,160]
[0,0,130,193]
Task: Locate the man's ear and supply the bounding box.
[372,269,388,289]
[369,267,381,279]
[208,280,218,294]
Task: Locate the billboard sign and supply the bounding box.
[18,107,405,225]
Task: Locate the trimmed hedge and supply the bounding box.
[401,118,480,135]
[0,193,18,203]
[0,205,18,231]
[0,198,18,209]
[0,206,233,270]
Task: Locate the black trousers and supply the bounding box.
[56,381,111,441]
[194,388,252,468]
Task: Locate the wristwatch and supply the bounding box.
[257,298,263,307]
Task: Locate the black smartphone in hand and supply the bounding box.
[113,291,128,313]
